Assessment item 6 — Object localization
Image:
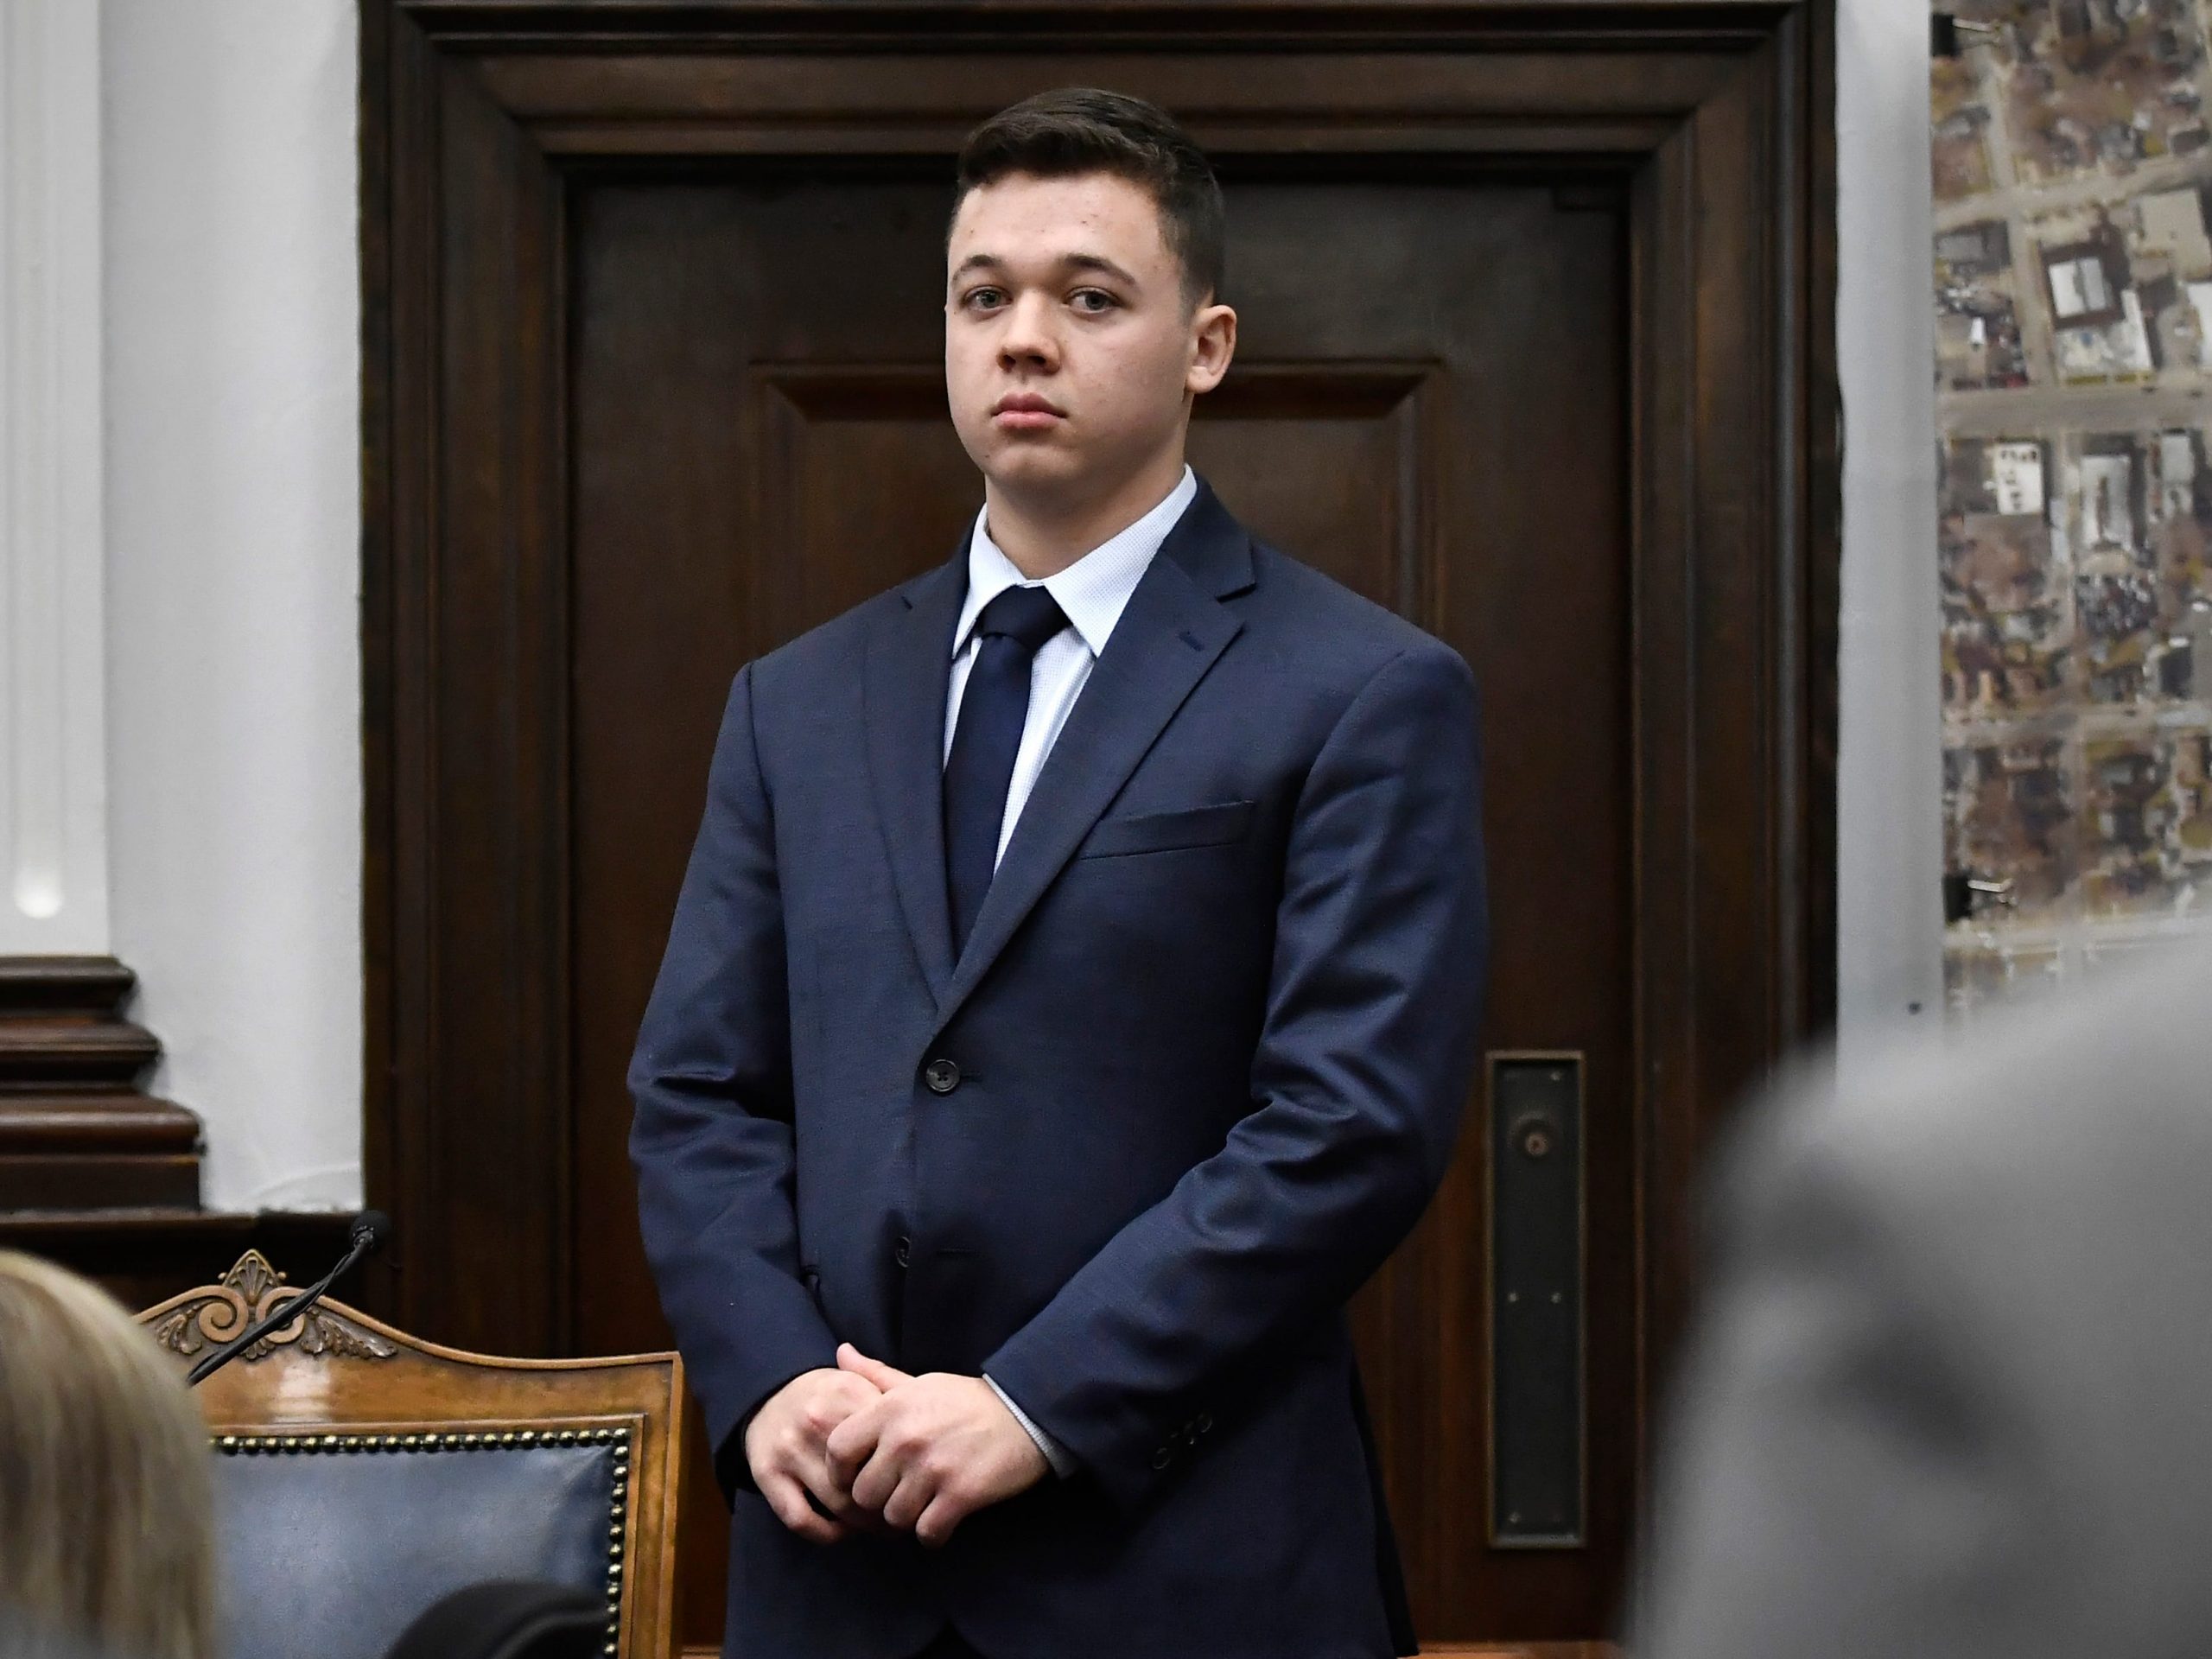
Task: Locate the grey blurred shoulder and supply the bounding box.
[1730,931,2212,1246]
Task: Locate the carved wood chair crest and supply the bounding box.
[149,1249,397,1367]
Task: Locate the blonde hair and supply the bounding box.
[0,1252,217,1659]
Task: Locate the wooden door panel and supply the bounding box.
[570,164,1625,1641]
[753,372,979,639]
[1185,366,1427,606]
[366,7,1837,1650]
[1203,181,1633,1635]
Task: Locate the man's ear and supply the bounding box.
[1188,299,1237,395]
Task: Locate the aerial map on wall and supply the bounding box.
[1936,0,2212,1012]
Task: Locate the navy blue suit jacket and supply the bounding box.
[628,478,1488,1659]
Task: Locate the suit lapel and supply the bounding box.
[864,550,967,1008]
[938,483,1254,1027]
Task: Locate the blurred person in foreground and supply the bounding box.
[1637,936,2212,1659]
[0,1251,217,1659]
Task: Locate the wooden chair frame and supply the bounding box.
[139,1251,685,1659]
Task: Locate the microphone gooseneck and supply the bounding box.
[187,1212,391,1388]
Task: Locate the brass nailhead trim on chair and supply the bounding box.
[213,1426,636,1650]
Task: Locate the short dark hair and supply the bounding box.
[953,88,1226,307]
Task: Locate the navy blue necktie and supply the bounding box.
[944,584,1069,957]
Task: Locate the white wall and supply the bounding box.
[102,0,363,1211]
[2,0,110,960]
[79,0,1933,1212]
[1834,0,1948,1071]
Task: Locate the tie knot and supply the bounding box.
[975,584,1069,657]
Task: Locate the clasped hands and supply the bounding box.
[744,1342,1049,1548]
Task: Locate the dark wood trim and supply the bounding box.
[0,957,203,1211]
[357,0,397,1327]
[360,0,1840,1571]
[680,1643,1622,1658]
[671,1650,1624,1659]
[395,1,1798,51]
[0,1208,354,1317]
[1802,0,1843,1086]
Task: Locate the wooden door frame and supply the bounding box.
[359,0,1838,1504]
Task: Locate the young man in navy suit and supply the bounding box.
[629,88,1488,1659]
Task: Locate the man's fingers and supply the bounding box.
[836,1341,913,1391]
[913,1487,971,1548]
[823,1397,887,1487]
[849,1442,906,1515]
[760,1470,846,1546]
[879,1465,938,1533]
[795,1446,878,1530]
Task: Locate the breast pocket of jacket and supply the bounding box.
[1075,798,1257,860]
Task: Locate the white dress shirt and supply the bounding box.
[944,465,1198,864]
[953,463,1198,1478]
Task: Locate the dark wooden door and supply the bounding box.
[364,8,1836,1656]
[567,162,1628,1643]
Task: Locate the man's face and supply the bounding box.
[944,169,1233,499]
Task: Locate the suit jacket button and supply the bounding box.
[1150,1446,1174,1470]
[1194,1413,1213,1435]
[894,1236,912,1268]
[923,1058,962,1095]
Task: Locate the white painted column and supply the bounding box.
[1835,0,1947,1073]
[0,0,110,957]
[103,0,363,1211]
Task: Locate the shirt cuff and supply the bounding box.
[984,1372,1077,1478]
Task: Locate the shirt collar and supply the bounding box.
[953,465,1198,660]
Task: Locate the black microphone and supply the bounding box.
[188,1210,391,1387]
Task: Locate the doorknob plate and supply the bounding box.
[1487,1050,1586,1550]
